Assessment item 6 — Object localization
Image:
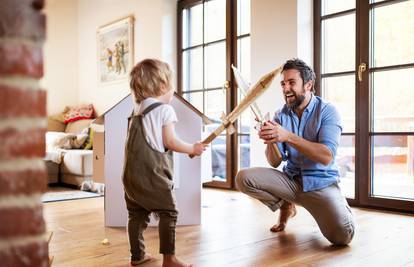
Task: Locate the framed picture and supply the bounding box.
[97,15,134,85]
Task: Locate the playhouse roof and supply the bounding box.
[93,92,212,125]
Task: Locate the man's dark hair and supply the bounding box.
[282,58,316,93]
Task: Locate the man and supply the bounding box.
[236,58,355,245]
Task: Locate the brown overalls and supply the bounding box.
[122,102,178,261]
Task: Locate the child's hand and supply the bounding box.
[191,142,208,156]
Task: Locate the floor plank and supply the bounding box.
[43,188,414,267]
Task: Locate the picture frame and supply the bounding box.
[97,15,134,85]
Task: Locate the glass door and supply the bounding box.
[316,0,357,200]
[315,0,414,211]
[178,0,251,189]
[363,0,414,209]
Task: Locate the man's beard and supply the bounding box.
[285,89,306,110]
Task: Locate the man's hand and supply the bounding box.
[259,121,334,166]
[259,120,291,144]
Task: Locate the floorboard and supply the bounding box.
[43,188,414,267]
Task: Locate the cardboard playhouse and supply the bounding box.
[93,92,212,227]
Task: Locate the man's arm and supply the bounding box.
[265,143,283,167]
[260,121,333,166]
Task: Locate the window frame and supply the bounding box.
[314,0,414,212]
[178,0,249,189]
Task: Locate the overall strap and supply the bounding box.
[127,102,164,130]
[141,102,164,116]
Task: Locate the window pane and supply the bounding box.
[372,135,414,200]
[182,48,203,91]
[322,75,355,133]
[237,90,251,133]
[369,0,388,4]
[371,68,414,132]
[322,0,355,16]
[237,37,251,80]
[337,135,355,199]
[237,0,250,36]
[237,36,251,133]
[183,92,203,113]
[205,0,226,43]
[238,134,250,170]
[205,89,226,122]
[205,42,226,89]
[370,1,414,67]
[210,134,227,181]
[182,4,203,48]
[322,14,355,73]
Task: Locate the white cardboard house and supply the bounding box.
[95,93,212,227]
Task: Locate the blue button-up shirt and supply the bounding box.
[274,95,342,192]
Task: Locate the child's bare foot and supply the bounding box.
[270,202,297,232]
[162,254,193,267]
[130,254,154,266]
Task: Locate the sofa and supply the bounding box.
[45,117,94,187]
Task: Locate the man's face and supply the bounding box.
[280,69,311,109]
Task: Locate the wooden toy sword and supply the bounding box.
[231,65,282,159]
[190,66,283,158]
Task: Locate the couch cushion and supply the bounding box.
[65,119,93,134]
[47,118,66,132]
[61,149,93,176]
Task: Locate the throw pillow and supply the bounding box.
[46,131,89,150]
[46,132,75,150]
[83,128,94,150]
[64,104,95,124]
[70,133,89,149]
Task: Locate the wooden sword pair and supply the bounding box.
[190,65,282,159]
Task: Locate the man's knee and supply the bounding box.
[235,169,251,192]
[325,222,355,246]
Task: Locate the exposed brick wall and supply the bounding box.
[0,0,48,266]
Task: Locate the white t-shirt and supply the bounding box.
[134,97,177,152]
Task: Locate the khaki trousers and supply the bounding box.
[236,167,355,245]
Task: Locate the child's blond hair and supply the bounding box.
[130,59,172,103]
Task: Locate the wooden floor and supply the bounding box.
[44,188,414,267]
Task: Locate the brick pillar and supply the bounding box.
[0,0,48,266]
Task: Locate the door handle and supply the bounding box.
[358,63,367,82]
[224,80,230,89]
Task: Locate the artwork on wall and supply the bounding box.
[97,15,134,85]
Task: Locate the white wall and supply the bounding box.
[42,0,177,115]
[42,0,79,114]
[77,0,177,114]
[250,0,313,167]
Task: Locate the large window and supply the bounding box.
[178,0,250,188]
[315,0,414,212]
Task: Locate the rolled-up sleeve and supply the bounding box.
[318,105,342,158]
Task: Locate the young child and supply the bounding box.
[123,58,206,267]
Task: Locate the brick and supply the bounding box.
[0,169,47,196]
[0,206,45,238]
[0,43,43,78]
[0,128,46,160]
[0,240,48,267]
[0,0,46,41]
[0,85,46,118]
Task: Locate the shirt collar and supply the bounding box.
[304,94,316,113]
[135,97,160,115]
